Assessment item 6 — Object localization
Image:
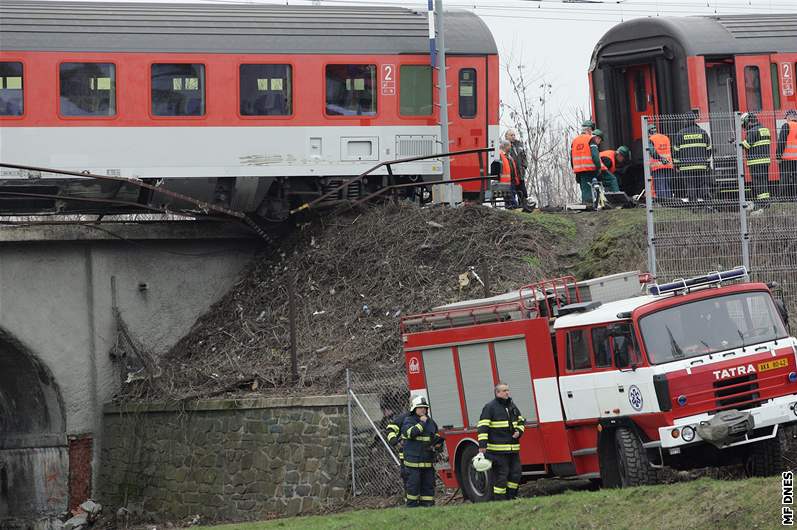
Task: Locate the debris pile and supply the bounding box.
[120,204,573,401]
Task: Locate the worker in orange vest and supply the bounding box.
[498,139,521,208]
[570,120,602,203]
[777,109,797,199]
[647,124,674,199]
[599,145,629,193]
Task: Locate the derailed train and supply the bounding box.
[0,1,499,216]
[589,13,797,194]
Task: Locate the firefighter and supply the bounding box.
[401,395,439,507]
[477,382,525,501]
[647,124,674,200]
[673,111,712,201]
[777,109,797,199]
[740,112,771,202]
[386,409,411,492]
[599,144,629,194]
[570,120,602,204]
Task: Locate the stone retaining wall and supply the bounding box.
[99,395,350,522]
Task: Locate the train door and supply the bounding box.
[446,56,488,192]
[625,65,658,144]
[772,54,797,111]
[735,56,778,184]
[705,61,738,176]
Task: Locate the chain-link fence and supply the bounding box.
[644,110,797,316]
[346,367,407,498]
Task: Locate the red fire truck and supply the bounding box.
[401,267,797,500]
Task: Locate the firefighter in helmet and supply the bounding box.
[740,112,771,202]
[401,395,442,507]
[478,382,525,500]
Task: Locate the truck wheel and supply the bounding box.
[747,424,797,476]
[614,427,657,487]
[458,444,493,503]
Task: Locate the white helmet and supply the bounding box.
[410,395,430,412]
[472,452,492,473]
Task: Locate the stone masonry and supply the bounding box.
[99,396,350,522]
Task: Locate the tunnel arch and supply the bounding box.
[0,329,67,522]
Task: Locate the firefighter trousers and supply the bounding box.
[488,451,521,500]
[750,163,770,199]
[405,465,435,507]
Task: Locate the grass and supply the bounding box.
[515,210,578,240]
[197,477,783,530]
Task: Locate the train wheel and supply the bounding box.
[458,443,493,502]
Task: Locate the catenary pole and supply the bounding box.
[434,0,453,205]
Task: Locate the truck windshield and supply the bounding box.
[639,291,788,364]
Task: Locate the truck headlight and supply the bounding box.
[681,425,696,442]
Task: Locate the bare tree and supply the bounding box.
[501,60,580,207]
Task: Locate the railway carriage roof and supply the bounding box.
[0,1,497,55]
[594,14,797,59]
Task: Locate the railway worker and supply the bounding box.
[498,139,521,208]
[646,124,675,200]
[590,130,620,194]
[401,395,439,507]
[570,121,603,204]
[673,111,712,202]
[505,129,529,208]
[478,382,525,501]
[599,145,629,194]
[777,109,797,199]
[740,112,772,202]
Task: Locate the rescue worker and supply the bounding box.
[673,111,712,201]
[401,395,440,507]
[590,130,620,195]
[386,409,411,492]
[647,124,674,200]
[570,120,603,204]
[599,145,629,194]
[777,109,797,199]
[505,129,529,209]
[498,139,520,208]
[740,112,771,202]
[477,382,525,501]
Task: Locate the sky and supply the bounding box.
[50,0,797,123]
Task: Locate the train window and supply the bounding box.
[400,65,432,116]
[240,64,292,116]
[59,62,116,117]
[151,63,205,117]
[325,64,376,116]
[591,327,612,368]
[565,329,591,371]
[772,63,781,110]
[634,70,646,112]
[0,62,23,116]
[459,68,477,118]
[744,66,763,112]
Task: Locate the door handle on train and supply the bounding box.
[617,386,625,393]
[567,391,573,398]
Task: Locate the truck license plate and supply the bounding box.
[757,358,789,372]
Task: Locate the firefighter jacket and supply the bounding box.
[477,397,525,453]
[673,124,711,171]
[401,414,440,467]
[777,121,797,161]
[741,122,771,166]
[386,411,411,460]
[648,133,674,171]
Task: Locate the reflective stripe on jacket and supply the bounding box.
[401,414,439,464]
[477,397,525,453]
[571,133,597,173]
[784,122,797,161]
[741,124,771,166]
[673,125,711,171]
[499,152,518,184]
[599,149,616,173]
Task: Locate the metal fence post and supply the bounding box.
[346,368,357,496]
[642,115,657,278]
[734,111,751,273]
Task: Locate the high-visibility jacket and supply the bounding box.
[477,397,525,453]
[599,149,616,173]
[499,152,519,185]
[782,121,797,161]
[571,133,597,173]
[649,133,674,171]
[741,123,771,166]
[401,414,440,467]
[673,124,711,171]
[386,411,411,461]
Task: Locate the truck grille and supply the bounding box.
[713,374,760,410]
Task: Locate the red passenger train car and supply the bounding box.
[589,14,797,194]
[0,1,499,216]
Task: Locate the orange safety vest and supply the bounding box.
[599,149,616,172]
[499,152,518,184]
[649,133,674,171]
[784,121,797,161]
[571,133,597,173]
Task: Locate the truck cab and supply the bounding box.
[401,268,797,501]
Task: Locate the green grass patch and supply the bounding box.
[198,477,781,530]
[573,208,647,280]
[515,211,578,240]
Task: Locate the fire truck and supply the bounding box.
[401,267,797,500]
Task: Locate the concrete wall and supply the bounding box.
[0,222,258,525]
[99,396,350,522]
